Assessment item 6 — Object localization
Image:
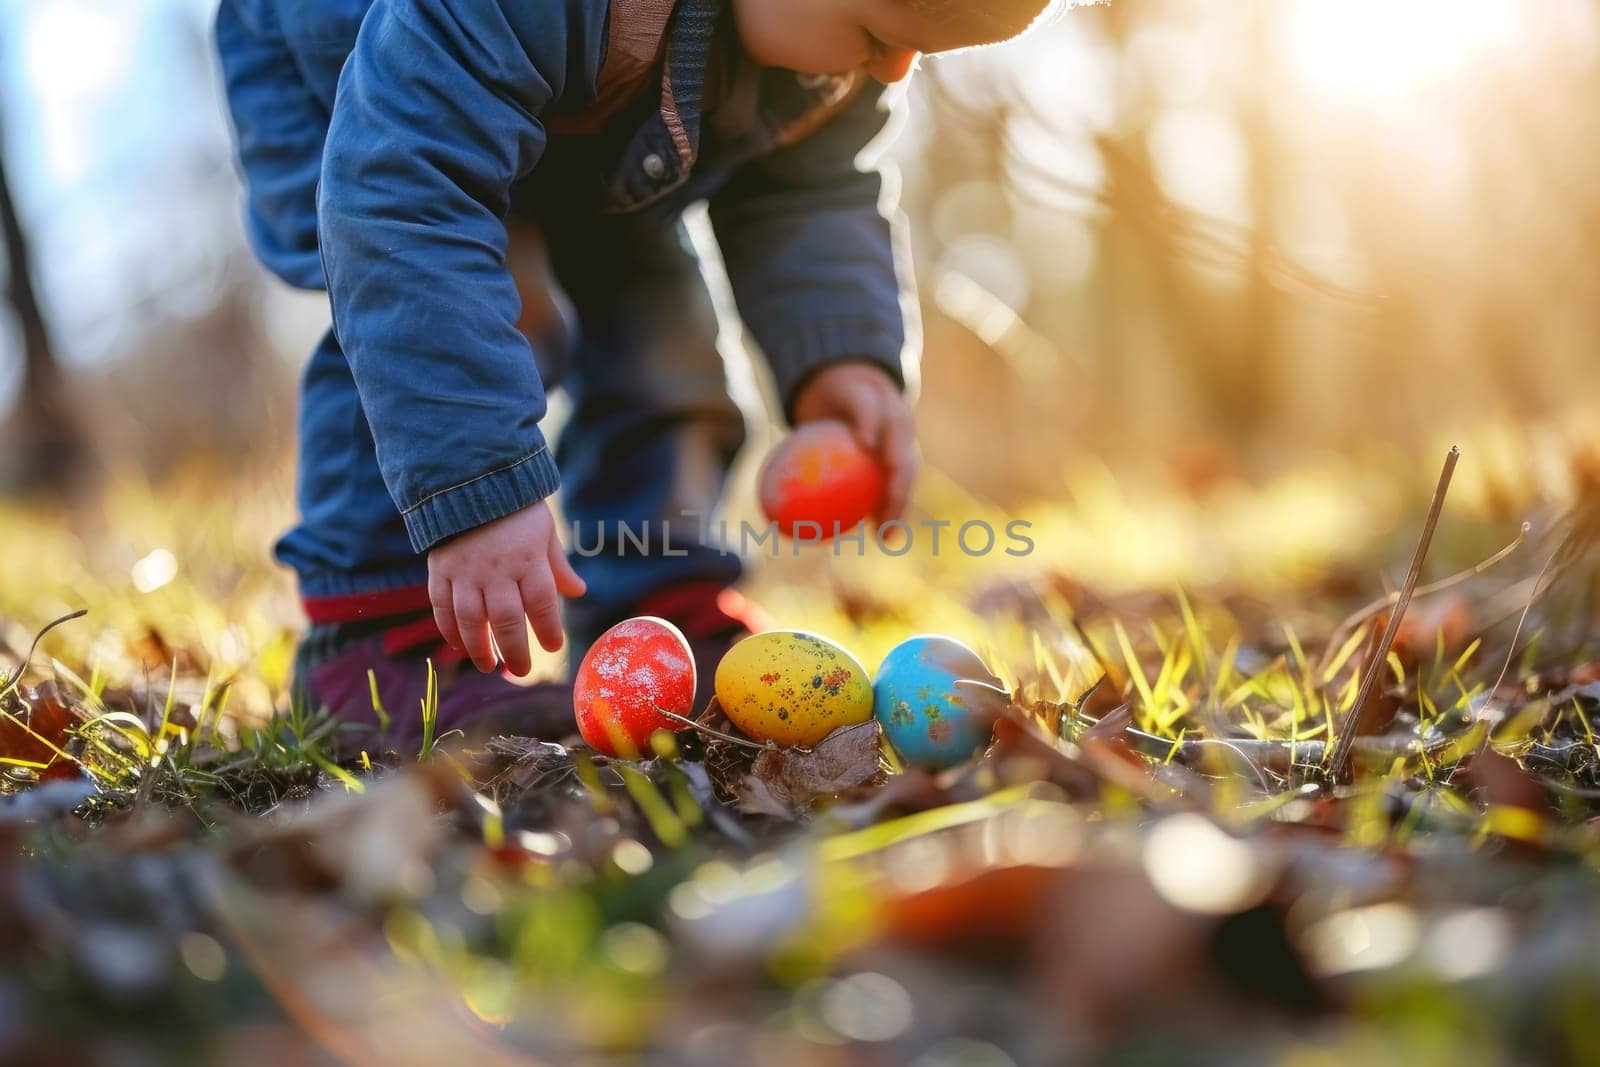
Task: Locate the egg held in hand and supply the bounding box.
[874,635,1009,770]
[757,420,886,539]
[715,630,874,748]
[573,616,697,759]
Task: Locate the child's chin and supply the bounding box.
[738,38,840,77]
[772,60,855,79]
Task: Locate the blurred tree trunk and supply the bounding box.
[1238,0,1281,443]
[1095,0,1240,453]
[0,135,88,493]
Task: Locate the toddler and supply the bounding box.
[216,0,1056,752]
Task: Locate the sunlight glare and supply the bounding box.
[131,548,177,593]
[25,1,128,102]
[23,1,134,184]
[1284,0,1520,101]
[1142,814,1272,915]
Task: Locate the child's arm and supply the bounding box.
[707,84,919,517]
[318,0,604,666]
[213,0,332,290]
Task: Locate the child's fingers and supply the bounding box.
[453,585,499,673]
[843,390,884,453]
[486,582,532,677]
[549,537,587,598]
[429,574,462,653]
[520,572,566,653]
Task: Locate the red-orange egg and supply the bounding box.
[573,616,697,759]
[758,421,886,539]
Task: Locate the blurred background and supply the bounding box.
[6,0,1600,494]
[2,0,1598,626]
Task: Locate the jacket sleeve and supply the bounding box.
[214,0,330,290]
[318,0,602,551]
[707,83,920,422]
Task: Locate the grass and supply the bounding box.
[4,437,1600,1063]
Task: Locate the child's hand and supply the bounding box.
[427,501,587,676]
[792,362,918,521]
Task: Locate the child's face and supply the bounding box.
[732,0,1030,84]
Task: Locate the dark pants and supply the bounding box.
[276,211,748,662]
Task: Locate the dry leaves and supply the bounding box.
[0,681,85,783]
[735,721,887,818]
[223,761,466,904]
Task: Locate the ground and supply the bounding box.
[3,439,1600,1065]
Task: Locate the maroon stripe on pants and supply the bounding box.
[303,584,432,624]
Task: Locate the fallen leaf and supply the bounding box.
[1464,747,1552,815]
[734,721,886,816]
[1081,702,1133,743]
[0,682,84,782]
[478,736,575,794]
[225,762,465,903]
[981,712,1101,798]
[828,766,964,828]
[882,862,1062,960]
[732,774,794,820]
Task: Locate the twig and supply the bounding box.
[654,707,771,752]
[1315,521,1532,677]
[1473,507,1598,637]
[1071,674,1106,716]
[954,678,1011,699]
[1117,730,1449,777]
[0,609,88,704]
[1485,542,1565,707]
[1066,613,1120,694]
[1438,534,1573,790]
[1327,447,1459,781]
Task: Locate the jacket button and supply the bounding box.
[642,153,668,180]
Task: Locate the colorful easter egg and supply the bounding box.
[758,420,886,539]
[574,616,696,759]
[715,630,874,747]
[874,635,1008,770]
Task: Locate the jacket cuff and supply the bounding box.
[401,445,562,552]
[766,318,906,424]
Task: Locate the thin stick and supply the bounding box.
[654,707,771,752]
[1067,613,1120,693]
[1438,539,1567,789]
[1473,508,1596,636]
[1327,447,1458,780]
[1485,543,1564,706]
[0,609,88,704]
[1316,521,1531,677]
[1070,674,1106,727]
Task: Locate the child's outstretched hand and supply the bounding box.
[427,501,587,676]
[792,362,918,521]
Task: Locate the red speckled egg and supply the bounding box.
[573,616,697,759]
[758,420,886,539]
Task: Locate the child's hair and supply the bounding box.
[899,0,1064,48]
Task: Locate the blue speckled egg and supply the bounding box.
[873,636,1008,770]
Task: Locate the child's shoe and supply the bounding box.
[293,613,574,759]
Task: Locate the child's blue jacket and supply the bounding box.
[216,0,911,551]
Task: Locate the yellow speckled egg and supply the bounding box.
[715,630,874,748]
